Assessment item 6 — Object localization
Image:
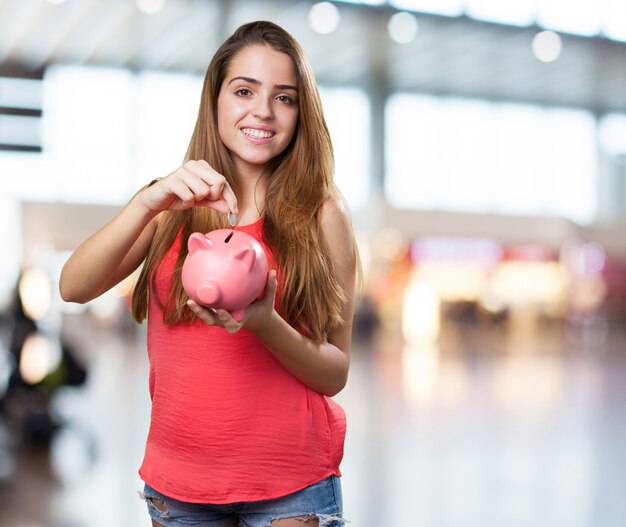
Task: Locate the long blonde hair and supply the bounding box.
[132,21,352,342]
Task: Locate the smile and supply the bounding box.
[241,128,275,139]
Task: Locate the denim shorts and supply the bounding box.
[140,476,344,527]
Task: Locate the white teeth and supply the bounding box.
[242,128,274,139]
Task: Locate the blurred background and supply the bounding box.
[1,0,626,526]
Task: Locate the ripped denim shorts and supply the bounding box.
[140,475,345,527]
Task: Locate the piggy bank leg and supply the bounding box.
[231,308,246,322]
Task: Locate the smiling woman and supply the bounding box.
[216,45,299,178]
[59,20,358,527]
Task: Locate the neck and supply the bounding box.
[234,168,268,225]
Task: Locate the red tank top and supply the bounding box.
[138,217,346,504]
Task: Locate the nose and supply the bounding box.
[253,96,274,120]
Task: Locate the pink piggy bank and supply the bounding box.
[182,229,269,321]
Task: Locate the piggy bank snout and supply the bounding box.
[197,280,222,306]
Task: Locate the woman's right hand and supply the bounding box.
[139,160,238,216]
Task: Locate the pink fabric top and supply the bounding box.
[138,217,346,504]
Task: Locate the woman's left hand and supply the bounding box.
[187,270,278,334]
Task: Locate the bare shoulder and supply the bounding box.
[320,194,352,232]
[320,194,356,266]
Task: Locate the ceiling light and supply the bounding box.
[19,334,60,385]
[389,0,463,17]
[19,268,51,320]
[137,0,166,15]
[388,12,418,44]
[532,30,562,63]
[309,2,340,34]
[334,0,385,4]
[46,0,67,4]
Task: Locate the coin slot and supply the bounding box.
[224,232,234,243]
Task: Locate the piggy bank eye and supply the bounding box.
[188,233,214,254]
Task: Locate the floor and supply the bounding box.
[1,310,625,527]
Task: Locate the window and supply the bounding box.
[386,93,597,223]
[320,86,370,210]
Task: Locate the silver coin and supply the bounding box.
[228,212,237,227]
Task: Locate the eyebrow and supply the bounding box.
[227,76,297,91]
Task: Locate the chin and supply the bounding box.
[244,151,280,165]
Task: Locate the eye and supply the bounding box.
[235,88,252,97]
[276,94,295,105]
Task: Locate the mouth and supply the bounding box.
[241,127,275,140]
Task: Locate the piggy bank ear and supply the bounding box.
[188,233,213,254]
[232,246,256,271]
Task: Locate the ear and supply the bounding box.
[232,246,256,271]
[188,233,213,254]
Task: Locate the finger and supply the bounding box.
[187,300,222,327]
[188,161,239,214]
[197,180,237,215]
[185,160,222,191]
[216,309,242,334]
[167,176,197,208]
[216,309,231,323]
[178,169,212,199]
[201,177,232,208]
[221,183,239,215]
[204,178,226,201]
[193,198,229,214]
[177,164,231,205]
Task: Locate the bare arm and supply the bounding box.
[253,198,356,396]
[253,268,354,396]
[59,193,158,303]
[188,196,357,396]
[59,160,238,304]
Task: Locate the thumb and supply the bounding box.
[266,269,278,294]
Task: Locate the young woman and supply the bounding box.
[60,20,358,527]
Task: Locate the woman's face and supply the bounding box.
[217,44,299,177]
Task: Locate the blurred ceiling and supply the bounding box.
[1,0,626,114]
